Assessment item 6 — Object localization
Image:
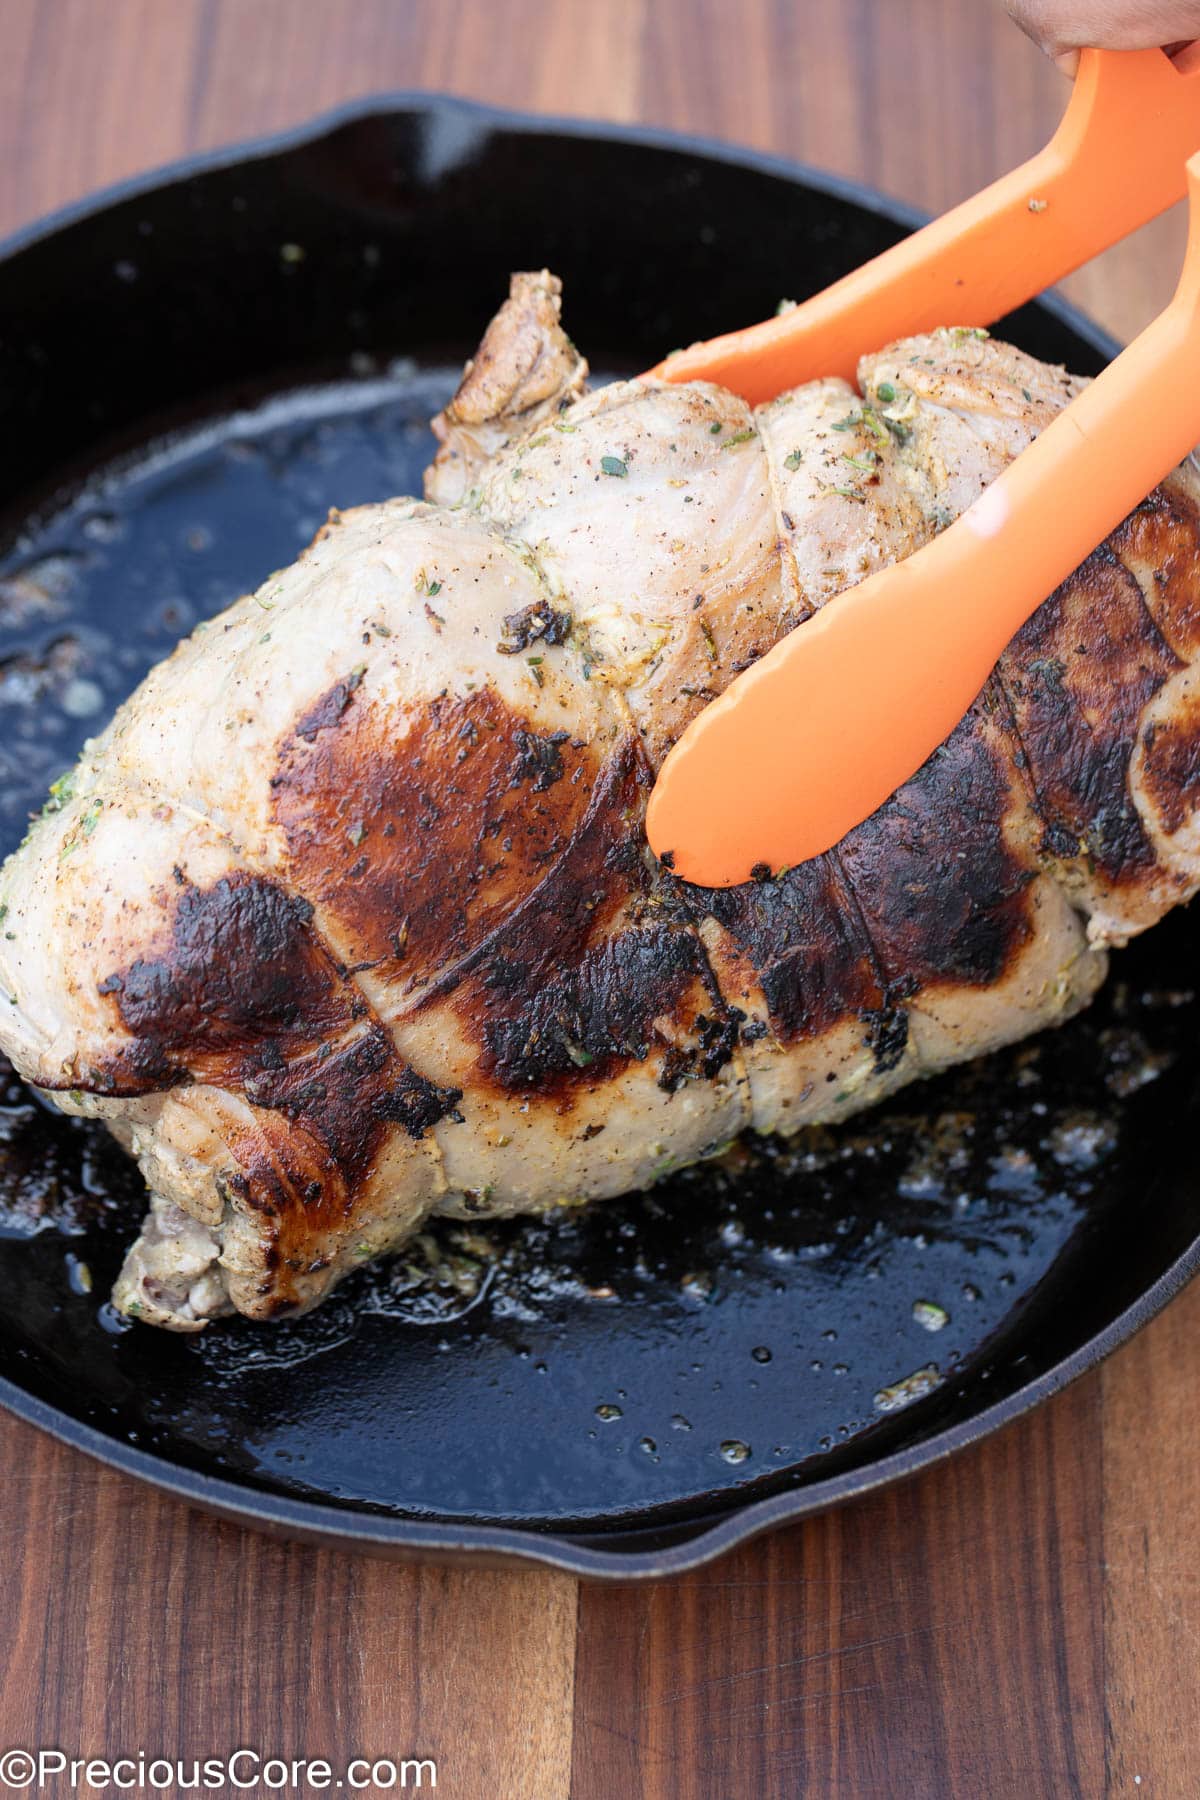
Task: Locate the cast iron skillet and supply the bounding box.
[0,97,1196,1579]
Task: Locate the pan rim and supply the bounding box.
[1,90,1181,1580]
[4,1224,1196,1579]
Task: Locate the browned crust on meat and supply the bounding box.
[426,271,588,504]
[1110,483,1200,660]
[84,872,460,1310]
[996,543,1182,882]
[1141,682,1200,836]
[273,682,609,991]
[682,852,892,1047]
[435,271,585,429]
[680,697,1037,1070]
[420,740,737,1098]
[833,699,1037,990]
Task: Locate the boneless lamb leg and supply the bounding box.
[0,272,1197,1329]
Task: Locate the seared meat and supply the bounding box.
[428,270,588,504]
[1,274,1197,1329]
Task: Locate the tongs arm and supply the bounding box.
[649,46,1200,403]
[647,143,1200,886]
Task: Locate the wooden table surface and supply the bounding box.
[0,2,1196,1795]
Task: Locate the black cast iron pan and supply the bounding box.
[0,96,1196,1578]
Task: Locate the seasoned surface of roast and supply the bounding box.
[1,271,1198,1329]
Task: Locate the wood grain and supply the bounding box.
[574,1381,1106,1798]
[0,2,1197,1796]
[0,1416,577,1799]
[1102,1273,1200,1793]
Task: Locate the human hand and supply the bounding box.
[1006,1,1200,72]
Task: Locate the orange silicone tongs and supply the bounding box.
[645,47,1200,887]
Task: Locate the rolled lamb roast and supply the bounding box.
[0,271,1196,1328]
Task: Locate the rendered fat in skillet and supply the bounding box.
[0,271,1197,1329]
